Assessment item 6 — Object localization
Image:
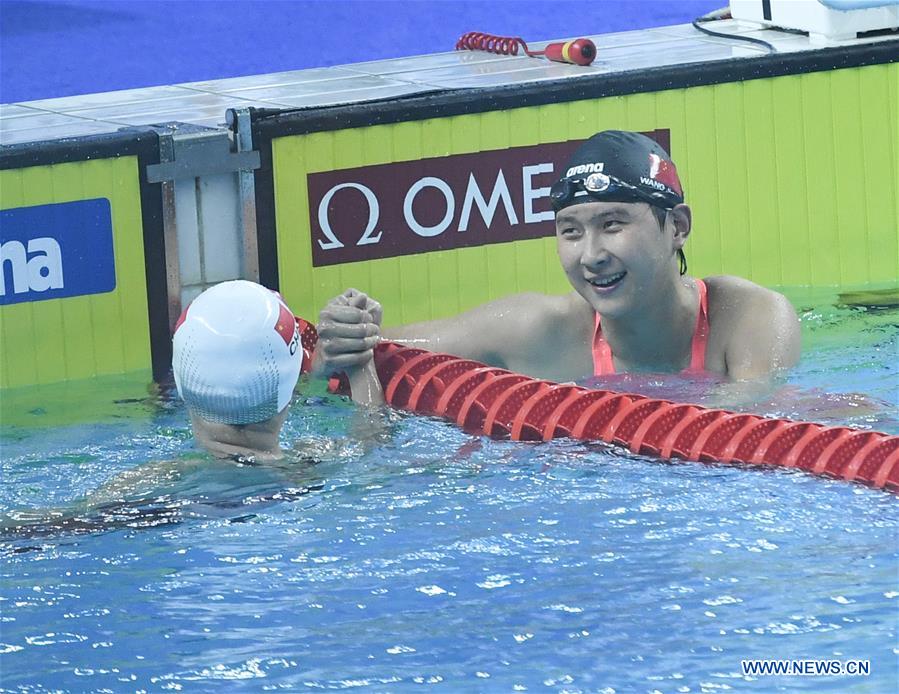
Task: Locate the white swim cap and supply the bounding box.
[172,280,302,425]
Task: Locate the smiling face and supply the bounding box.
[555,201,685,318]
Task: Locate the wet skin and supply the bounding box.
[314,202,800,384]
[554,201,700,372]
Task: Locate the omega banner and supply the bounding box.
[307,129,670,267]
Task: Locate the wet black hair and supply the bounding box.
[650,206,687,276]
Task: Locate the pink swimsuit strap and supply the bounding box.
[592,279,709,376]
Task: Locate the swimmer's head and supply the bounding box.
[172,280,302,425]
[551,130,684,213]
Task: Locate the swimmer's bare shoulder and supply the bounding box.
[704,275,801,380]
[382,292,591,378]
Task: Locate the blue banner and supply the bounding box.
[0,198,116,306]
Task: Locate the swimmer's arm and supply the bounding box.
[82,458,205,507]
[724,290,801,381]
[312,290,381,378]
[0,458,202,537]
[314,290,385,406]
[346,361,384,407]
[381,293,549,367]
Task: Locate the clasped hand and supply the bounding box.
[312,289,382,376]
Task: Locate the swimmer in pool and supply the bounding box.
[174,280,383,461]
[0,281,384,542]
[312,130,800,385]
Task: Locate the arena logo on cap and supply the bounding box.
[565,162,604,178]
[305,129,670,266]
[0,198,116,306]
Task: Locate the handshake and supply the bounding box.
[312,288,384,406]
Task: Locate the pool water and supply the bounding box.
[1,301,897,692]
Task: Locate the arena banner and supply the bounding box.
[0,131,168,391]
[255,55,897,324]
[1,199,116,306]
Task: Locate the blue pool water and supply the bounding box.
[1,301,897,692]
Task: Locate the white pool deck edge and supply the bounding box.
[2,20,896,146]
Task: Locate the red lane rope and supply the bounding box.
[296,319,898,492]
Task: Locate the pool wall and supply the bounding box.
[0,131,168,389]
[259,56,897,325]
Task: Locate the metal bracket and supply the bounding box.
[145,123,260,183]
[228,108,261,283]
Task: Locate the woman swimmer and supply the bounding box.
[172,280,382,461]
[0,282,385,544]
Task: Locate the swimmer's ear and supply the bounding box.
[669,204,692,249]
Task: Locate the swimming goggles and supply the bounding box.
[549,171,673,211]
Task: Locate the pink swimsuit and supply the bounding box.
[592,279,709,375]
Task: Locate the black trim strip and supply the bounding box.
[254,161,280,291]
[134,135,171,383]
[762,0,772,21]
[1,129,171,383]
[1,128,156,169]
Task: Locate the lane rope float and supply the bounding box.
[296,319,899,492]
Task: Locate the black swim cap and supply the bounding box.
[552,130,684,211]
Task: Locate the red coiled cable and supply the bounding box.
[455,31,535,57]
[455,32,597,66]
